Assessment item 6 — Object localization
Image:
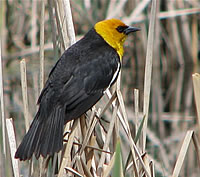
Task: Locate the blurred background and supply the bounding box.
[0,0,200,176]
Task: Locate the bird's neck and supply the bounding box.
[94,28,125,60]
[100,34,125,60]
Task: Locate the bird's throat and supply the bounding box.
[116,45,124,60]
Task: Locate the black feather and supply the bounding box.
[15,28,121,160]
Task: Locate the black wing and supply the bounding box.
[60,52,120,122]
[38,29,120,123]
[38,30,120,123]
[15,29,121,160]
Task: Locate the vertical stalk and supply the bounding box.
[31,0,37,48]
[142,0,157,152]
[39,1,45,176]
[192,73,200,139]
[20,59,30,132]
[48,0,57,54]
[6,118,20,177]
[39,0,45,92]
[0,40,6,156]
[134,89,139,145]
[63,0,76,45]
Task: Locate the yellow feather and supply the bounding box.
[94,19,128,60]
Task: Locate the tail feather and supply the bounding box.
[40,107,64,157]
[48,108,64,154]
[15,115,41,160]
[15,107,64,161]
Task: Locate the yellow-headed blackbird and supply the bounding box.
[15,19,140,160]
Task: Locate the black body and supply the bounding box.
[15,28,121,160]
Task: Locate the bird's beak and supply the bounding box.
[124,26,141,35]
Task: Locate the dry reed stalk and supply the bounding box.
[105,88,147,176]
[72,119,81,163]
[75,156,84,176]
[192,73,200,138]
[127,152,139,177]
[181,79,193,130]
[91,159,98,177]
[177,1,192,62]
[134,89,139,139]
[5,42,53,60]
[152,0,165,137]
[97,78,120,175]
[48,0,57,53]
[63,139,112,154]
[83,0,91,10]
[106,0,117,18]
[159,7,200,20]
[79,108,99,154]
[31,0,37,48]
[38,1,46,175]
[114,77,120,146]
[83,136,95,172]
[100,92,117,116]
[39,0,45,92]
[152,71,165,134]
[192,15,198,65]
[186,104,196,174]
[173,68,184,131]
[97,101,119,175]
[143,153,151,176]
[167,2,184,66]
[33,72,39,105]
[116,90,150,177]
[0,41,6,156]
[125,7,200,26]
[125,88,140,177]
[80,156,93,177]
[56,0,69,49]
[6,118,20,177]
[20,59,33,176]
[58,120,78,176]
[192,133,200,168]
[124,0,151,24]
[63,0,76,45]
[20,59,30,132]
[139,23,148,67]
[172,130,193,177]
[87,136,97,171]
[147,153,170,176]
[65,166,83,176]
[142,0,157,152]
[130,7,200,24]
[52,154,58,177]
[54,3,65,53]
[150,160,155,177]
[146,128,170,171]
[106,0,128,19]
[151,1,164,126]
[57,1,77,174]
[103,153,116,177]
[0,0,7,56]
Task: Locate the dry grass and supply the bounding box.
[1,0,200,176]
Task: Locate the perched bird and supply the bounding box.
[15,19,140,160]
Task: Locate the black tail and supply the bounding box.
[15,107,64,161]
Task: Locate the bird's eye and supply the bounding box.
[116,26,128,33]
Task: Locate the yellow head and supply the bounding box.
[94,19,140,59]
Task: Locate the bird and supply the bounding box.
[15,19,140,161]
